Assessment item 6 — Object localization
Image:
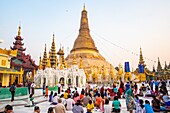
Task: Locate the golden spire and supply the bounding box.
[72,52,77,65]
[70,4,98,53]
[39,56,43,70]
[139,47,145,66]
[157,57,162,72]
[53,34,55,42]
[79,56,83,69]
[18,26,21,36]
[46,58,51,68]
[83,3,86,11]
[50,34,57,68]
[42,44,48,69]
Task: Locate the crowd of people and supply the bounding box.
[3,79,170,113]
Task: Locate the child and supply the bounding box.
[112,96,121,113]
[45,86,49,98]
[86,100,94,113]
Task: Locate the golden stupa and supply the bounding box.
[66,5,116,81]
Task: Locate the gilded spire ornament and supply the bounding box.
[39,56,43,70]
[157,57,162,72]
[18,26,21,36]
[42,44,48,69]
[83,3,86,11]
[139,48,145,66]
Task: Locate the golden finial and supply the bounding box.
[140,47,142,54]
[52,34,55,42]
[45,44,47,51]
[83,3,86,11]
[39,57,43,70]
[18,26,21,36]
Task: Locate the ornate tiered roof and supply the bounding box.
[49,34,57,68]
[11,26,26,55]
[10,26,37,76]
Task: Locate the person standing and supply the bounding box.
[42,82,46,96]
[10,82,16,102]
[31,82,36,96]
[65,95,75,111]
[125,86,135,113]
[57,82,61,94]
[28,81,31,94]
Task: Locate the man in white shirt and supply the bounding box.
[58,82,61,94]
[65,95,75,111]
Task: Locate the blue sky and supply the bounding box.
[0,0,170,70]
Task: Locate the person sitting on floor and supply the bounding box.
[0,105,12,113]
[95,94,102,109]
[151,95,160,112]
[144,100,154,113]
[51,92,58,105]
[138,89,144,97]
[145,88,152,97]
[112,96,121,113]
[86,100,94,113]
[162,92,170,107]
[140,84,146,91]
[49,91,53,102]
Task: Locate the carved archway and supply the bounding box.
[59,77,64,86]
[68,78,71,85]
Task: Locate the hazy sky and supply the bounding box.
[0,0,170,70]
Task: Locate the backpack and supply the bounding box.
[10,85,15,92]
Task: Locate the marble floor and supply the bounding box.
[1,86,168,113]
